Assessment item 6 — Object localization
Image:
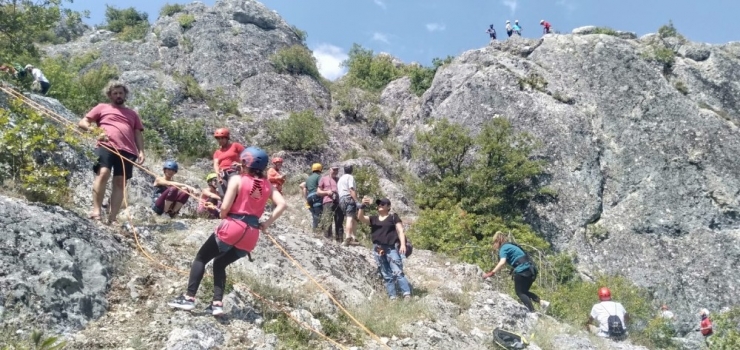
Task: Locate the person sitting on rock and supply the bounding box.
[299,163,324,231]
[212,127,245,197]
[24,64,50,95]
[585,287,629,340]
[267,157,286,194]
[505,20,513,37]
[513,20,522,36]
[540,19,552,34]
[483,232,550,313]
[197,173,222,219]
[486,24,497,42]
[152,161,196,218]
[357,196,412,300]
[168,146,287,316]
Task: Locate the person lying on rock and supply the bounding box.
[357,196,412,300]
[168,146,287,316]
[151,160,196,218]
[196,173,222,219]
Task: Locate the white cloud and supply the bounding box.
[372,32,389,44]
[373,0,386,9]
[425,23,446,32]
[501,0,518,15]
[312,44,348,81]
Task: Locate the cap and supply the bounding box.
[375,198,391,206]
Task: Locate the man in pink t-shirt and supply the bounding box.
[317,164,343,242]
[78,82,145,225]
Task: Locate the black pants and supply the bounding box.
[513,272,540,312]
[186,234,242,302]
[323,202,344,242]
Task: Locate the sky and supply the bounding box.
[67,0,740,81]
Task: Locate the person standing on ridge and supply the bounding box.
[78,81,145,225]
[513,20,522,36]
[151,160,195,218]
[540,19,552,34]
[337,165,359,245]
[24,64,50,95]
[585,287,629,340]
[299,163,324,231]
[483,232,550,313]
[267,157,286,194]
[317,164,343,242]
[505,20,513,37]
[212,128,245,197]
[168,146,287,316]
[486,24,497,42]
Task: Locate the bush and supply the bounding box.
[160,3,184,17]
[592,27,619,36]
[178,14,195,29]
[291,25,307,44]
[104,5,149,40]
[643,45,675,74]
[173,72,205,101]
[0,329,66,350]
[710,307,740,349]
[270,45,321,80]
[674,80,688,95]
[205,87,240,116]
[404,56,453,96]
[0,98,82,206]
[658,20,680,39]
[518,73,548,92]
[342,44,403,92]
[266,110,327,152]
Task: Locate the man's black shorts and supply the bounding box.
[92,147,137,180]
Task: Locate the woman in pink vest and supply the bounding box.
[168,146,287,316]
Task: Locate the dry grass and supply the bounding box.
[350,297,433,337]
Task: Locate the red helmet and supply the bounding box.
[272,157,283,164]
[598,287,611,301]
[214,128,230,138]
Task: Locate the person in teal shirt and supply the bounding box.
[483,232,550,312]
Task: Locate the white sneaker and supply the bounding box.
[540,300,550,312]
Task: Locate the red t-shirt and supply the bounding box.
[701,318,713,336]
[213,142,245,170]
[85,103,144,156]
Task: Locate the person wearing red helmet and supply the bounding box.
[267,157,286,194]
[212,128,245,196]
[586,287,629,339]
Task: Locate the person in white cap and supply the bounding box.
[24,64,50,95]
[513,20,522,36]
[505,20,513,37]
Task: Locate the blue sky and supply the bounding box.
[68,0,740,80]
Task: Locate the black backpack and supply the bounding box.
[603,304,626,338]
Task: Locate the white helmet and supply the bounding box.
[540,20,545,24]
[24,64,33,70]
[506,20,510,23]
[515,20,519,23]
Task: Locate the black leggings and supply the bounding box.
[186,234,242,302]
[513,272,540,312]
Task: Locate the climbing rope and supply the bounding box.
[0,84,391,350]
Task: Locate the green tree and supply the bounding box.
[405,56,454,96]
[103,5,149,41]
[270,45,320,80]
[342,44,402,92]
[266,110,327,152]
[41,51,119,115]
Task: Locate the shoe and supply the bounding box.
[540,300,550,312]
[168,294,196,311]
[206,302,224,316]
[403,294,411,301]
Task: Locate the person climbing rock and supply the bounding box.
[505,20,513,37]
[513,20,522,36]
[698,308,713,346]
[318,164,343,242]
[168,146,287,316]
[267,157,286,194]
[197,173,222,219]
[212,128,245,197]
[24,64,50,95]
[357,197,412,300]
[486,24,497,42]
[540,19,552,34]
[300,163,324,231]
[483,232,550,313]
[151,161,195,218]
[659,304,675,320]
[585,287,629,340]
[78,81,145,226]
[337,165,359,245]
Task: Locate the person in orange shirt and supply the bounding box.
[267,157,286,193]
[212,128,245,196]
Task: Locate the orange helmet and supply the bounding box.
[214,128,230,138]
[272,157,283,164]
[598,287,611,301]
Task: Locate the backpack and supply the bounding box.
[603,304,626,338]
[504,242,537,276]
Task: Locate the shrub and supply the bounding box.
[592,27,619,36]
[517,73,548,92]
[266,110,327,152]
[0,329,66,350]
[404,56,454,96]
[353,166,384,241]
[205,87,240,116]
[342,44,403,92]
[160,3,184,17]
[104,5,149,41]
[270,45,321,80]
[710,307,740,349]
[0,98,82,206]
[291,25,307,44]
[658,20,680,39]
[178,14,195,29]
[674,80,688,95]
[173,72,205,101]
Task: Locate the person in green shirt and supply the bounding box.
[300,163,324,230]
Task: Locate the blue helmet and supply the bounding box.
[163,160,179,172]
[240,146,268,171]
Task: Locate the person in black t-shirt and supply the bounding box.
[357,196,412,300]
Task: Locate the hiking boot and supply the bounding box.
[168,294,196,311]
[206,302,224,316]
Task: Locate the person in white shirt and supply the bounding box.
[660,304,675,320]
[25,64,50,95]
[586,287,629,339]
[336,165,358,245]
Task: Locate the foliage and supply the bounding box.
[178,13,195,29]
[674,80,688,95]
[641,317,678,349]
[103,5,149,41]
[0,0,87,61]
[290,25,307,44]
[405,56,454,96]
[342,44,403,92]
[518,73,548,92]
[0,329,66,350]
[710,307,740,349]
[40,51,119,115]
[658,20,681,39]
[0,98,81,206]
[160,3,184,17]
[205,87,240,116]
[270,45,321,80]
[173,72,205,101]
[591,27,619,36]
[266,110,327,152]
[409,117,548,269]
